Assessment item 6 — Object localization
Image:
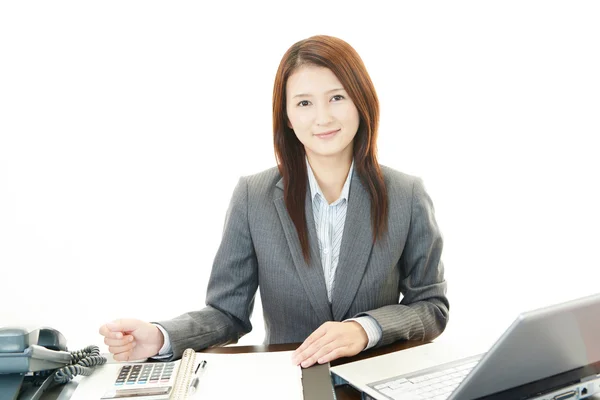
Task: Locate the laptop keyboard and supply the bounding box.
[368,356,482,400]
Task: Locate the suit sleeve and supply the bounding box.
[357,177,449,346]
[155,177,258,360]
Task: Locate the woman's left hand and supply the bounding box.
[291,321,368,368]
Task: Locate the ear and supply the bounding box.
[286,119,293,130]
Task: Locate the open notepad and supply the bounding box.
[176,350,303,400]
[168,349,303,399]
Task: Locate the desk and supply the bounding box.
[36,341,417,400]
[36,341,600,400]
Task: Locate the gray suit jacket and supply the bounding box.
[158,165,449,360]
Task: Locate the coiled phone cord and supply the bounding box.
[52,345,107,384]
[32,345,108,387]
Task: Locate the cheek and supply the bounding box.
[334,106,359,129]
[347,108,360,131]
[288,112,312,132]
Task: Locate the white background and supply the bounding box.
[1,1,599,353]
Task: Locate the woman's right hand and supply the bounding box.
[98,319,165,361]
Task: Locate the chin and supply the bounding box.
[308,149,347,159]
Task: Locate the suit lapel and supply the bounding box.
[274,179,333,322]
[331,173,374,321]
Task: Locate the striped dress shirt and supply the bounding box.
[306,158,382,350]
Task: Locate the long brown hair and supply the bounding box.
[273,35,388,262]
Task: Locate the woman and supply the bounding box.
[99,35,449,368]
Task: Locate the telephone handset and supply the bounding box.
[0,326,107,400]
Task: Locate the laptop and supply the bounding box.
[331,292,600,400]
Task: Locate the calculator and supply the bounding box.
[114,362,177,386]
[100,362,178,399]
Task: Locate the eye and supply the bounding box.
[297,100,311,107]
[331,94,345,102]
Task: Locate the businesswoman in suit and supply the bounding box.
[99,35,449,368]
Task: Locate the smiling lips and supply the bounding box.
[314,129,340,138]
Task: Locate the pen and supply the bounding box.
[188,360,207,395]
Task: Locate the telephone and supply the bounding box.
[0,327,107,400]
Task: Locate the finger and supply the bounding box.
[316,346,346,365]
[111,319,143,333]
[112,350,133,362]
[298,324,328,351]
[108,341,137,356]
[296,334,336,367]
[106,322,127,333]
[105,321,133,336]
[104,335,135,347]
[300,338,338,368]
[99,325,107,336]
[292,337,319,365]
[292,326,327,359]
[99,324,123,339]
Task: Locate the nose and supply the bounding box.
[315,102,333,126]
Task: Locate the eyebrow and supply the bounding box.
[292,88,346,99]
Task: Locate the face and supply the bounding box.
[286,65,360,162]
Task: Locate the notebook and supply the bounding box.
[332,292,600,400]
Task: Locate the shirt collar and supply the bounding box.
[306,157,354,204]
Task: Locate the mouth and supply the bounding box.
[314,129,340,139]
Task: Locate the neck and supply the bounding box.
[306,152,353,204]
